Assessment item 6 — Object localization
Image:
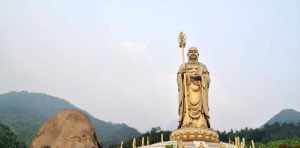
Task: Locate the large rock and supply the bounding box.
[30,109,102,148]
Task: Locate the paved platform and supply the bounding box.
[138,141,234,148]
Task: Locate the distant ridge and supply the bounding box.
[0,91,140,147]
[265,109,300,125]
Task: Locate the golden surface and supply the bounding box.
[170,128,219,143]
[177,47,211,129]
[172,45,219,143]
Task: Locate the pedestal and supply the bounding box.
[138,141,234,148]
[170,128,219,143]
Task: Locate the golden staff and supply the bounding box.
[178,32,186,65]
[178,32,189,127]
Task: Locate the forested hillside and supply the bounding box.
[265,109,300,125]
[0,122,26,148]
[113,122,300,148]
[0,91,140,147]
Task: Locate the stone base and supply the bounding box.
[178,141,219,148]
[170,128,219,143]
[138,141,234,148]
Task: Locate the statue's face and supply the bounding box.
[187,48,199,62]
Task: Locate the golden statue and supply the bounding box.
[171,33,219,143]
[177,47,210,129]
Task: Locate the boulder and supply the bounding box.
[30,109,102,148]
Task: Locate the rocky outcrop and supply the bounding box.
[30,109,101,148]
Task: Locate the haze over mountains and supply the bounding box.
[265,109,300,126]
[0,91,140,147]
[0,91,300,147]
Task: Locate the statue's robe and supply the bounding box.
[177,62,210,128]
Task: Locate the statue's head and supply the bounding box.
[187,47,199,63]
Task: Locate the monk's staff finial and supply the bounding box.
[178,32,186,64]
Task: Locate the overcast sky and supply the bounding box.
[0,0,299,132]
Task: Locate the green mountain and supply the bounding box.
[265,109,300,125]
[0,91,140,147]
[215,108,300,144]
[0,122,26,148]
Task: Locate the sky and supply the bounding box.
[0,0,299,132]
